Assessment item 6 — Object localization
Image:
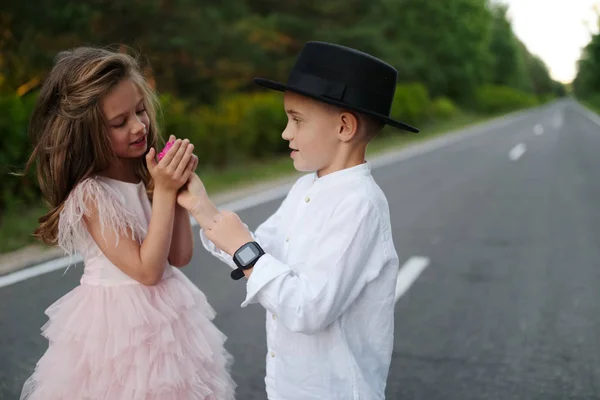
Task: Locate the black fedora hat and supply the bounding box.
[254,41,419,133]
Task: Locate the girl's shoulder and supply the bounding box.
[58,176,146,256]
[69,175,124,202]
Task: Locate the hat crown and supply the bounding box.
[296,42,397,92]
[288,42,398,116]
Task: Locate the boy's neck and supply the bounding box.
[317,145,367,178]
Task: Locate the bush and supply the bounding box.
[582,93,600,113]
[431,97,459,120]
[390,83,432,127]
[159,94,216,164]
[161,91,287,167]
[538,93,556,104]
[473,85,538,114]
[0,93,39,216]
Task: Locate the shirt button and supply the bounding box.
[270,351,276,357]
[272,313,277,320]
[304,196,310,203]
[285,237,290,242]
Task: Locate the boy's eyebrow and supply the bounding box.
[108,98,144,122]
[286,109,303,116]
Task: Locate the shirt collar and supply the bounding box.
[311,161,371,188]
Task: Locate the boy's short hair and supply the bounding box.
[324,102,385,142]
[354,111,385,142]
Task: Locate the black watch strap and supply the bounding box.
[231,268,245,280]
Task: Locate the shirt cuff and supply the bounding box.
[242,253,291,308]
[198,227,237,270]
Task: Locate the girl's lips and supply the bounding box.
[131,135,146,147]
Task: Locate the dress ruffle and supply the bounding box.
[20,268,236,400]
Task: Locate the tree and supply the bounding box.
[573,13,600,98]
[488,4,532,92]
[361,0,495,103]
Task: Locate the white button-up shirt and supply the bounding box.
[200,162,399,400]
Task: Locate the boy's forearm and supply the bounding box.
[191,194,220,229]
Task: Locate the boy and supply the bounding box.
[178,41,419,400]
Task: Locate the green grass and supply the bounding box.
[0,111,500,255]
[367,112,492,153]
[0,203,49,253]
[201,156,297,194]
[583,101,600,115]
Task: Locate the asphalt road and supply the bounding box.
[2,99,600,399]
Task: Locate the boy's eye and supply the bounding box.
[293,118,301,123]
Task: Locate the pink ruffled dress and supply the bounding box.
[20,176,236,400]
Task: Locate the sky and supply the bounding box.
[501,0,599,83]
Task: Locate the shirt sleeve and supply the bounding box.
[198,178,302,269]
[198,218,277,270]
[198,228,239,270]
[241,197,387,335]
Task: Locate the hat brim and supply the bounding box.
[254,77,420,133]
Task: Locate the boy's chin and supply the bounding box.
[292,160,317,173]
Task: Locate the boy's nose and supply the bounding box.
[282,126,293,141]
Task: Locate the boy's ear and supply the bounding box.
[338,111,359,142]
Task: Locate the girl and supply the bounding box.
[20,47,235,400]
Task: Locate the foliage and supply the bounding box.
[1,0,561,230]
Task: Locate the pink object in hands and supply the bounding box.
[157,140,174,161]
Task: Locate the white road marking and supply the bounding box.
[509,143,526,161]
[553,114,563,129]
[395,257,430,302]
[534,124,544,135]
[0,255,82,288]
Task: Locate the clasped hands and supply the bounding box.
[177,173,253,256]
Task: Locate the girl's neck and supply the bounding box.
[99,158,140,183]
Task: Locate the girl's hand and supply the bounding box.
[146,135,195,193]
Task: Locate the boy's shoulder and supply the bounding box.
[288,170,389,210]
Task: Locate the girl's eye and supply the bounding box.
[113,108,145,128]
[293,118,300,124]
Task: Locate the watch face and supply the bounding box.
[238,245,257,264]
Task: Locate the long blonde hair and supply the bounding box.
[25,46,161,245]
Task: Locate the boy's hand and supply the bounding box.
[204,210,253,256]
[177,173,207,212]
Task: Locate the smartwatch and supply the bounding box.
[230,242,265,280]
